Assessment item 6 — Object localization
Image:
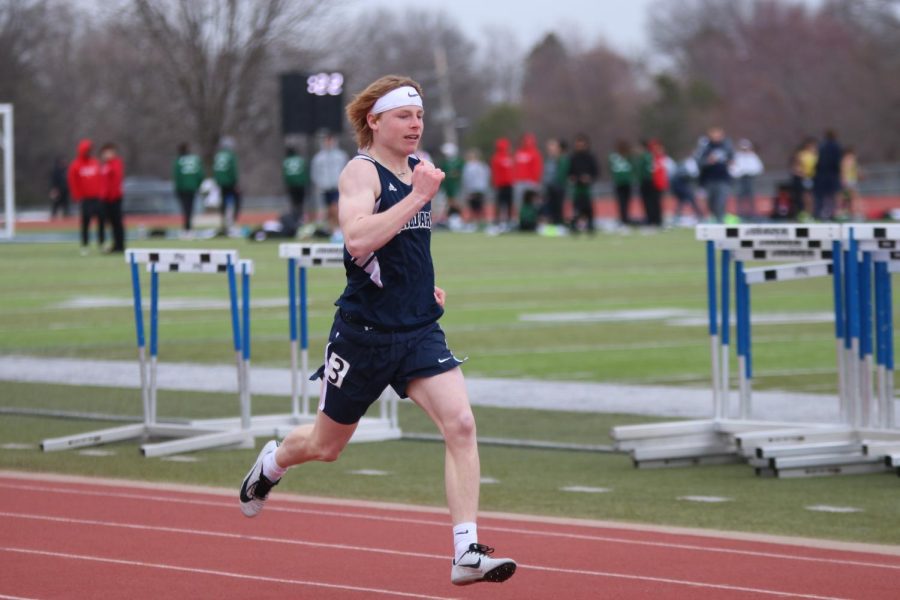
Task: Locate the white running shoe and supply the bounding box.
[239,440,280,517]
[451,543,517,586]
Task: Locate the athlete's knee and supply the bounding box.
[312,439,346,462]
[444,407,477,443]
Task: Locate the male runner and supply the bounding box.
[239,75,517,587]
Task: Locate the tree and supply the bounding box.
[129,0,329,166]
[519,34,643,159]
[647,0,900,163]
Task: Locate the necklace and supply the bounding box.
[368,151,407,178]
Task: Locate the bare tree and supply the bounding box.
[128,0,330,165]
[521,34,643,158]
[647,0,900,164]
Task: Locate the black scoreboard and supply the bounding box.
[280,71,344,135]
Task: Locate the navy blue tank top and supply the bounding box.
[336,154,443,330]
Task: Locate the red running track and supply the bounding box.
[0,471,898,599]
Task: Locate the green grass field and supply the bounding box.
[2,228,899,545]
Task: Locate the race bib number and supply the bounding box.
[325,352,350,388]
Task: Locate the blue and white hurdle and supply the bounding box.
[278,243,401,442]
[743,225,900,476]
[41,249,256,457]
[612,224,867,471]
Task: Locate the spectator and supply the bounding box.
[282,145,309,227]
[730,139,764,222]
[512,133,542,216]
[670,154,703,225]
[813,129,843,221]
[788,143,807,219]
[644,139,668,227]
[796,136,818,219]
[49,157,70,219]
[567,133,599,234]
[695,127,734,223]
[840,146,862,220]
[213,137,240,229]
[490,137,514,229]
[99,142,125,253]
[439,142,465,225]
[608,139,635,227]
[172,143,205,233]
[311,132,349,242]
[67,139,105,254]
[461,148,490,229]
[542,138,568,227]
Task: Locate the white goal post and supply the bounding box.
[0,104,14,239]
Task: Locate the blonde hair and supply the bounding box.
[346,75,424,150]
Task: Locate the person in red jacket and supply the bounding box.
[67,139,105,253]
[100,142,126,253]
[490,138,514,229]
[512,133,543,219]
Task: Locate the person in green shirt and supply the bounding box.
[635,140,654,226]
[213,138,240,227]
[172,142,205,232]
[608,139,635,227]
[439,142,465,224]
[282,146,309,226]
[541,138,569,226]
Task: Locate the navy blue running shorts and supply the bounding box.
[311,311,465,425]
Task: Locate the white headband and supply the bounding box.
[370,86,423,115]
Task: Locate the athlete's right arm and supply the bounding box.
[339,160,444,257]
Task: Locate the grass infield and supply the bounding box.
[1,228,899,545]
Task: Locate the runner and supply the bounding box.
[239,74,517,587]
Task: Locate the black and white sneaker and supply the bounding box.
[239,440,280,517]
[451,543,517,586]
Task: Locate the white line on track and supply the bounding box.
[0,594,40,600]
[0,547,456,600]
[3,484,897,573]
[0,514,850,599]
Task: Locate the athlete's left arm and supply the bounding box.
[434,286,445,308]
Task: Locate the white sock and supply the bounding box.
[262,446,287,481]
[453,522,478,562]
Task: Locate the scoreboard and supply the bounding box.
[280,71,344,135]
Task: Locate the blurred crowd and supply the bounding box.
[51,126,866,247]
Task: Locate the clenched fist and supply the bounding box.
[410,162,445,207]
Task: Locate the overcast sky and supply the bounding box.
[343,0,825,56]
[343,0,654,55]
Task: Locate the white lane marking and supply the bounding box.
[560,486,612,493]
[1,484,899,572]
[805,505,864,514]
[0,444,36,451]
[0,593,41,600]
[0,546,455,600]
[678,496,733,503]
[76,450,116,457]
[348,469,391,476]
[524,563,849,600]
[0,516,849,599]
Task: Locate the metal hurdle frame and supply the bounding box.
[735,225,899,477]
[612,224,849,469]
[277,242,401,442]
[41,249,255,457]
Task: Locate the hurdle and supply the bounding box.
[277,242,401,442]
[612,224,849,469]
[41,249,255,457]
[734,224,899,477]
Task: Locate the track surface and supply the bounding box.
[0,472,898,599]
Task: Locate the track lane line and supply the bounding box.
[3,484,898,572]
[0,547,457,600]
[4,472,898,558]
[0,512,859,599]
